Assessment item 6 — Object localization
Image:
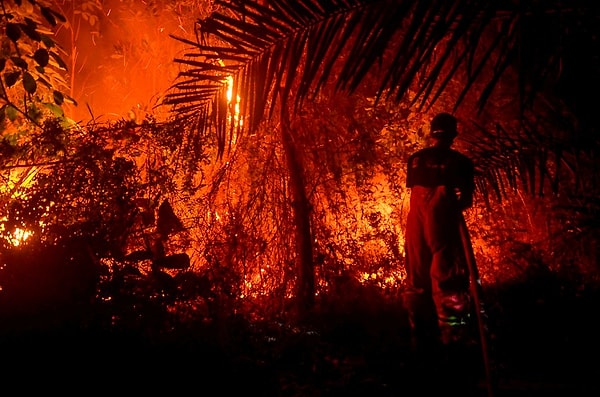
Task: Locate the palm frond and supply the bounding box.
[163,0,598,172]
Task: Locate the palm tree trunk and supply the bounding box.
[280,105,315,320]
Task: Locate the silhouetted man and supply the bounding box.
[403,112,476,354]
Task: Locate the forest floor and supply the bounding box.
[1,271,599,396]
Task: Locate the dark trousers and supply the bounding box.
[403,186,472,346]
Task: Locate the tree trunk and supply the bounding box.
[280,106,315,320]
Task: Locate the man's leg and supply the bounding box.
[402,287,440,353]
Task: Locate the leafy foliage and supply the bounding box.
[0,113,213,328]
[2,117,162,251]
[0,0,74,127]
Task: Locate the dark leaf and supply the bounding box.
[22,72,36,94]
[53,90,64,105]
[40,6,57,26]
[37,74,50,87]
[49,51,68,70]
[6,23,21,41]
[4,71,20,87]
[19,21,41,41]
[0,58,5,72]
[66,94,78,106]
[157,200,185,237]
[52,9,67,23]
[34,49,50,67]
[40,34,55,48]
[10,56,28,69]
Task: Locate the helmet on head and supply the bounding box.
[430,113,457,139]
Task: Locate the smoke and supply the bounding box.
[53,0,203,122]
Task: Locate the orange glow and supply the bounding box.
[222,65,243,133]
[0,225,32,247]
[1,167,40,247]
[11,228,32,246]
[3,0,580,323]
[2,167,39,198]
[359,270,405,288]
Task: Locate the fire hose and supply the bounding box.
[459,220,495,397]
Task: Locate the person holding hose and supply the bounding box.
[403,112,477,355]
